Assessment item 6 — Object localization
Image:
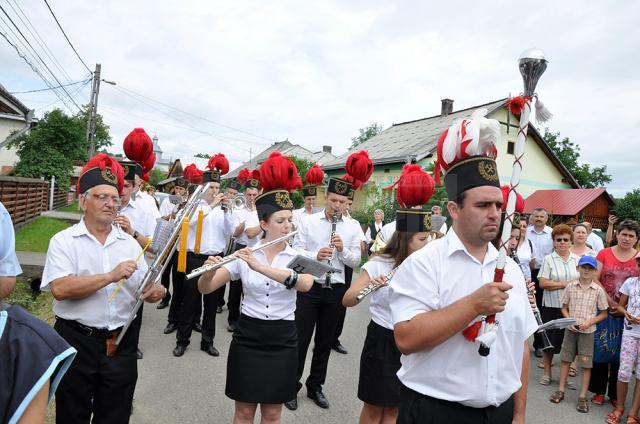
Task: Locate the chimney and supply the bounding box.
[322,145,332,154]
[441,98,454,116]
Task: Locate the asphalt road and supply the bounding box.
[132,290,626,424]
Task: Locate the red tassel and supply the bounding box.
[237,168,251,184]
[345,150,373,184]
[396,164,435,208]
[123,128,154,163]
[505,96,530,117]
[259,152,300,192]
[463,321,482,341]
[184,164,203,185]
[207,153,230,175]
[305,164,324,186]
[500,185,524,213]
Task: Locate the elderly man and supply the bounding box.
[582,221,605,253]
[41,154,165,423]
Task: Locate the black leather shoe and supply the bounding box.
[137,348,144,360]
[216,306,223,314]
[156,295,170,309]
[163,322,177,334]
[284,397,298,411]
[173,345,186,357]
[194,322,202,333]
[227,322,237,332]
[332,342,348,355]
[534,348,543,358]
[201,345,220,357]
[307,390,329,409]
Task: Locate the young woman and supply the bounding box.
[572,223,596,258]
[342,164,441,424]
[197,153,314,424]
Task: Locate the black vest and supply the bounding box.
[369,222,382,243]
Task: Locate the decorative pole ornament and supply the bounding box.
[473,48,550,356]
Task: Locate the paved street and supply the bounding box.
[131,285,625,424]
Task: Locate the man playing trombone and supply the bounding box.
[41,154,165,424]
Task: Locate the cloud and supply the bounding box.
[1,0,638,196]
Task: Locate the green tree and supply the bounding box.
[542,128,612,188]
[351,123,383,148]
[287,155,315,208]
[8,108,86,191]
[73,106,112,151]
[612,189,640,222]
[149,168,167,186]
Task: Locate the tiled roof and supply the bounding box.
[323,99,507,170]
[0,83,30,115]
[523,188,614,215]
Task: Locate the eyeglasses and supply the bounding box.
[88,193,121,206]
[555,237,571,242]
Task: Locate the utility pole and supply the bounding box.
[86,63,101,156]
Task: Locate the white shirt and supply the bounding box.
[361,257,395,329]
[516,239,535,280]
[539,251,580,308]
[187,200,236,254]
[234,206,260,248]
[224,241,299,320]
[41,219,148,330]
[120,198,157,237]
[587,232,605,253]
[440,221,448,234]
[364,222,384,244]
[292,207,316,230]
[527,225,553,269]
[159,197,178,217]
[389,229,537,408]
[136,191,161,219]
[292,210,362,284]
[620,277,640,338]
[0,201,22,277]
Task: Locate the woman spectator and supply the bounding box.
[572,223,597,258]
[538,224,581,385]
[589,220,640,407]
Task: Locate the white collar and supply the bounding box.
[72,218,128,243]
[445,228,498,265]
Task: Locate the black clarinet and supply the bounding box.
[322,212,338,289]
[510,248,554,351]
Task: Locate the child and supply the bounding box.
[549,255,608,413]
[607,252,640,424]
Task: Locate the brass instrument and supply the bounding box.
[509,248,553,351]
[356,267,398,301]
[322,212,338,289]
[115,183,211,346]
[185,230,298,280]
[221,193,246,211]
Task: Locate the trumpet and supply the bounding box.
[356,267,398,301]
[186,230,298,280]
[221,194,246,211]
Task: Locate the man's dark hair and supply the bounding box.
[452,191,467,208]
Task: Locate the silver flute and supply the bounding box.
[356,267,398,301]
[322,212,338,289]
[186,230,298,280]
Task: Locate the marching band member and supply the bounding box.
[115,161,157,250]
[41,154,165,423]
[292,163,324,230]
[173,155,235,358]
[343,164,442,424]
[287,151,372,411]
[198,152,314,424]
[388,118,537,424]
[226,169,262,332]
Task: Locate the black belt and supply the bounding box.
[187,251,222,259]
[57,317,122,339]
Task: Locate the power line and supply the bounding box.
[9,78,90,94]
[0,4,81,111]
[33,78,91,111]
[42,0,91,73]
[113,84,274,144]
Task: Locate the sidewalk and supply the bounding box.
[16,251,47,267]
[41,210,82,221]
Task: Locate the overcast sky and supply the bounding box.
[1,0,638,196]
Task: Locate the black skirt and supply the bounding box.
[225,314,297,404]
[540,306,565,355]
[358,320,402,407]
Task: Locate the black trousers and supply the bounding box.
[176,252,220,348]
[160,249,177,297]
[333,266,353,345]
[54,319,138,424]
[295,282,346,393]
[589,362,620,400]
[227,243,246,325]
[167,254,200,326]
[397,385,514,424]
[531,268,545,350]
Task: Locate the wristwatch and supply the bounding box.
[133,230,139,239]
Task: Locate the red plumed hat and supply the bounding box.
[501,185,524,214]
[78,153,124,195]
[345,150,373,186]
[305,164,324,186]
[396,164,435,208]
[183,164,203,185]
[237,168,251,184]
[123,128,153,164]
[259,152,299,192]
[142,153,156,174]
[207,153,229,175]
[341,173,362,190]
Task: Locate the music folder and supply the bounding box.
[286,255,342,278]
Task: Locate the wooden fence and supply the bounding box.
[0,176,69,226]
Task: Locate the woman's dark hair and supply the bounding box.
[617,219,640,239]
[572,223,588,232]
[380,231,442,267]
